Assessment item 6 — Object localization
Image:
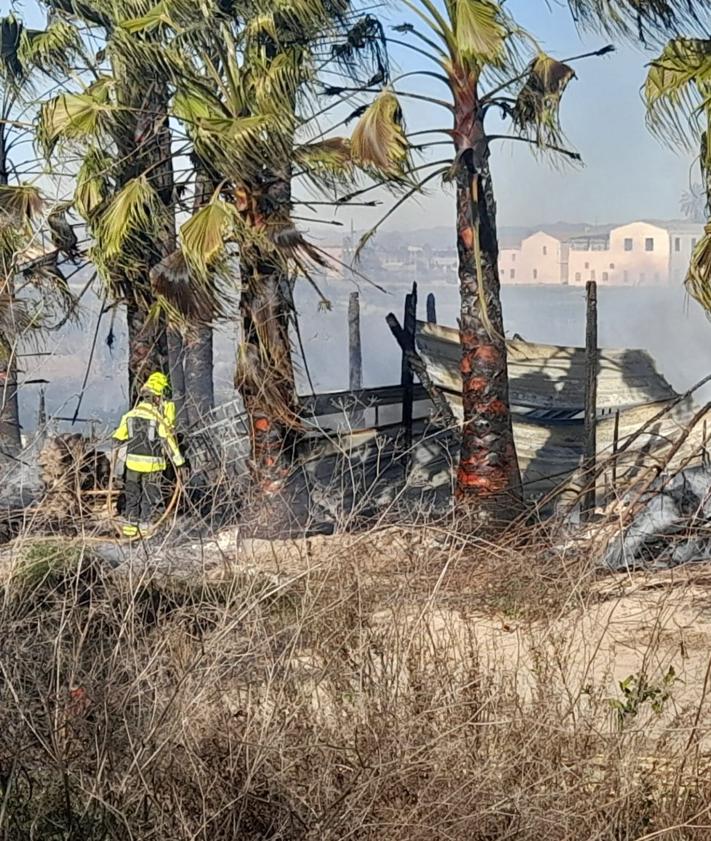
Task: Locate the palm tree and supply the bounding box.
[0,13,80,457]
[347,1,599,522]
[119,0,392,488]
[645,38,711,311]
[38,0,187,406]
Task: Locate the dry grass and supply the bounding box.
[0,524,711,840]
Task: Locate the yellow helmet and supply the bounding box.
[143,371,170,396]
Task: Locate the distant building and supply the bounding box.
[498,220,703,286]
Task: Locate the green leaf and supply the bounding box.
[180,199,237,278]
[37,80,114,157]
[120,1,178,34]
[645,39,711,154]
[295,137,355,185]
[95,175,161,261]
[18,18,81,76]
[453,0,506,65]
[75,146,111,221]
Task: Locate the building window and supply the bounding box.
[512,253,516,262]
[645,238,655,252]
[624,238,633,251]
[602,272,609,282]
[510,269,515,279]
[542,246,548,256]
[675,237,681,252]
[609,263,615,269]
[623,270,629,283]
[575,272,581,282]
[584,262,590,269]
[533,268,538,280]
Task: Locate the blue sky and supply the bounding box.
[12,0,700,234]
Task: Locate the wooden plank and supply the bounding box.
[415,320,678,411]
[426,292,437,324]
[299,384,429,418]
[386,315,457,428]
[582,281,598,520]
[402,283,417,450]
[348,291,363,391]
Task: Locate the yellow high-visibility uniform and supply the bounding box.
[112,401,184,473]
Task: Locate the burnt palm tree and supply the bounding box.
[0,13,80,457]
[38,0,189,407]
[119,0,394,489]
[346,1,604,522]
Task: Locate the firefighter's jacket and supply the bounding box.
[113,401,185,473]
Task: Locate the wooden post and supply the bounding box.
[348,291,364,427]
[582,281,598,520]
[348,292,363,391]
[611,408,620,489]
[426,292,437,324]
[36,387,47,444]
[401,282,417,452]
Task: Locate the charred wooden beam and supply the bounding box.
[426,292,437,324]
[386,313,457,431]
[582,280,598,521]
[401,283,417,451]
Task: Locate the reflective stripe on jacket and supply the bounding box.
[112,401,184,473]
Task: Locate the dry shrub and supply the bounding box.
[0,529,709,840]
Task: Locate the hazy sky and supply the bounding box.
[17,0,700,236]
[334,0,699,236]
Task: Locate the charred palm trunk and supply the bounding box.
[0,125,21,456]
[113,76,172,400]
[125,300,168,397]
[452,69,522,521]
[183,171,214,427]
[237,249,298,491]
[184,327,214,427]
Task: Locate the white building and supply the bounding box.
[499,220,703,286]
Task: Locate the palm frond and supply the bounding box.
[0,184,43,227]
[295,137,356,190]
[18,18,81,76]
[95,175,161,261]
[513,53,577,149]
[567,0,708,41]
[75,146,112,221]
[453,0,507,66]
[120,1,179,34]
[645,39,711,150]
[685,224,711,314]
[150,247,228,325]
[180,198,238,278]
[37,80,115,157]
[0,15,24,81]
[351,91,410,178]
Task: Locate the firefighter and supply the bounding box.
[143,371,177,431]
[112,375,185,538]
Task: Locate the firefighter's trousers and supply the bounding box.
[124,469,163,524]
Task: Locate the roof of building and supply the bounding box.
[501,219,705,250]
